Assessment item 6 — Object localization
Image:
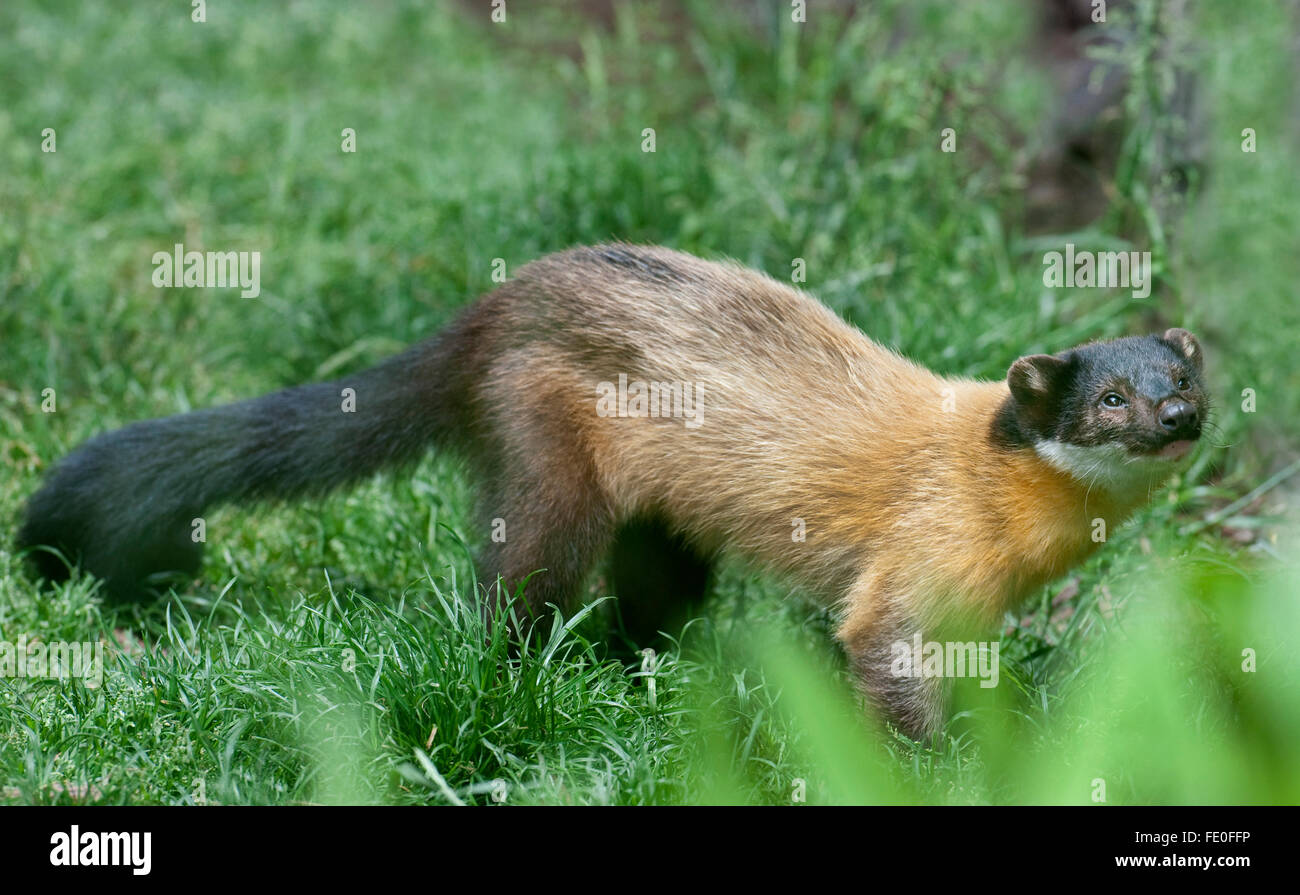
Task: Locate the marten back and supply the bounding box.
[486,245,951,593]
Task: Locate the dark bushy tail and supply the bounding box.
[17,312,488,600]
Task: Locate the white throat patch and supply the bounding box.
[1034,439,1174,493]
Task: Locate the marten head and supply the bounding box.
[997,328,1208,489]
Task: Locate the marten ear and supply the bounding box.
[1007,354,1069,406]
[1162,327,1203,372]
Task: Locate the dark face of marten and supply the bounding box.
[1000,328,1208,484]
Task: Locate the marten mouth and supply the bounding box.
[1132,437,1198,461]
[1153,439,1196,460]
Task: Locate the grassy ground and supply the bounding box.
[0,0,1296,804]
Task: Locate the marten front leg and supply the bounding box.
[836,575,947,741]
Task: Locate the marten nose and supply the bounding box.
[1158,400,1198,433]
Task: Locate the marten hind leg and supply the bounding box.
[475,464,614,632]
[609,516,714,648]
[836,577,947,741]
[471,381,617,632]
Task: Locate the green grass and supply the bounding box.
[0,0,1296,804]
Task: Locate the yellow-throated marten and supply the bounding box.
[17,244,1208,737]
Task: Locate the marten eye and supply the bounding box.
[1176,376,1190,391]
[1101,392,1127,408]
